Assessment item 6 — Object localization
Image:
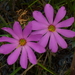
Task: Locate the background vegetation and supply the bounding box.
[0,0,75,75]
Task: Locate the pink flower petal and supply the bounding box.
[13,21,23,38]
[33,11,49,25]
[53,6,66,25]
[38,32,50,47]
[54,32,67,48]
[56,29,75,38]
[23,22,32,38]
[27,34,42,41]
[20,47,28,69]
[28,42,46,53]
[32,20,47,30]
[1,27,19,39]
[25,46,37,64]
[0,36,18,43]
[49,33,58,53]
[44,4,54,24]
[32,29,48,35]
[0,44,18,54]
[56,17,74,28]
[7,47,21,65]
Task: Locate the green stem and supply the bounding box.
[48,0,51,3]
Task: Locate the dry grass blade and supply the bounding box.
[70,52,75,75]
[21,54,43,75]
[70,52,75,70]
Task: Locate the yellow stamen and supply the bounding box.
[19,39,26,46]
[48,25,56,32]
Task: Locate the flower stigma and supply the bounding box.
[48,25,56,32]
[19,39,27,46]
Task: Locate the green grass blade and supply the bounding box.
[27,0,38,8]
[64,68,71,75]
[37,63,58,75]
[10,67,21,75]
[0,15,8,27]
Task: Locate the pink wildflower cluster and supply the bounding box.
[0,4,75,69]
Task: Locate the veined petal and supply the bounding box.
[49,33,58,53]
[27,34,42,41]
[56,17,74,28]
[23,22,32,38]
[13,21,23,38]
[28,42,46,53]
[56,29,75,38]
[38,32,50,47]
[33,11,49,25]
[7,47,21,65]
[20,47,28,69]
[1,27,19,39]
[53,6,66,25]
[32,20,47,30]
[54,32,67,48]
[25,46,37,64]
[0,36,18,43]
[44,4,54,24]
[0,44,18,54]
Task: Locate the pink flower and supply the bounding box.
[32,4,75,53]
[0,21,45,69]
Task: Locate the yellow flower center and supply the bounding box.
[48,25,56,32]
[19,39,27,46]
